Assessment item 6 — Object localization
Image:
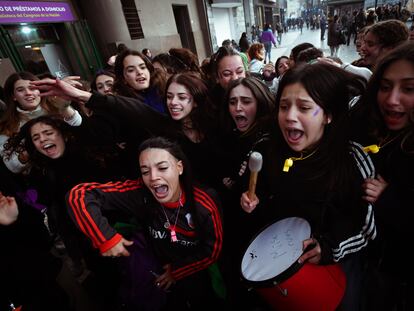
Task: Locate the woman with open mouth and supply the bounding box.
[3,114,125,310]
[44,49,167,179]
[31,72,224,189]
[113,49,166,114]
[241,63,373,311]
[0,72,82,174]
[351,42,414,311]
[217,76,276,310]
[221,75,276,209]
[66,136,223,310]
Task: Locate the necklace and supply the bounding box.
[283,148,318,172]
[363,130,407,154]
[160,193,182,242]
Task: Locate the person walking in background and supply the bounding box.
[251,25,257,42]
[299,17,304,34]
[366,10,376,26]
[238,32,250,53]
[355,9,366,33]
[342,11,353,46]
[328,15,342,57]
[260,24,277,64]
[320,13,327,40]
[275,21,283,45]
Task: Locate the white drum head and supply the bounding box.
[241,217,311,282]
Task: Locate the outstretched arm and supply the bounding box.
[66,180,144,255]
[31,78,92,103]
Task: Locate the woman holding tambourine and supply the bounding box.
[241,63,375,311]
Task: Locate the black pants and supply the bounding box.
[337,252,364,311]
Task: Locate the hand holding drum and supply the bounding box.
[248,152,263,200]
[241,217,346,311]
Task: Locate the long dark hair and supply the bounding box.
[113,49,166,98]
[90,69,115,91]
[152,48,201,76]
[3,115,72,168]
[138,137,195,208]
[275,56,289,77]
[223,76,276,134]
[353,42,414,150]
[275,63,366,190]
[5,115,122,172]
[165,73,216,138]
[367,20,409,50]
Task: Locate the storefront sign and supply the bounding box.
[0,1,75,23]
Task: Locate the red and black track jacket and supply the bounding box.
[66,179,223,280]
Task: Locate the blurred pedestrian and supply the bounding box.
[238,32,250,53]
[260,24,277,64]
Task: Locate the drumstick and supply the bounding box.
[248,152,263,200]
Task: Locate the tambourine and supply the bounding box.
[241,217,346,311]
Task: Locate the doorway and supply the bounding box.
[2,23,73,77]
[256,5,264,29]
[172,5,197,54]
[264,6,274,28]
[212,7,233,48]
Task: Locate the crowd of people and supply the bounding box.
[0,15,413,311]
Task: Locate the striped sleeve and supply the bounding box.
[66,179,143,253]
[331,142,377,262]
[332,202,376,261]
[171,187,223,280]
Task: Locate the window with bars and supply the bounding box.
[121,0,144,40]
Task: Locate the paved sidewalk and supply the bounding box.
[268,28,360,65]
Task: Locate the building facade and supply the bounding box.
[326,0,364,16]
[1,0,282,81]
[0,0,103,83]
